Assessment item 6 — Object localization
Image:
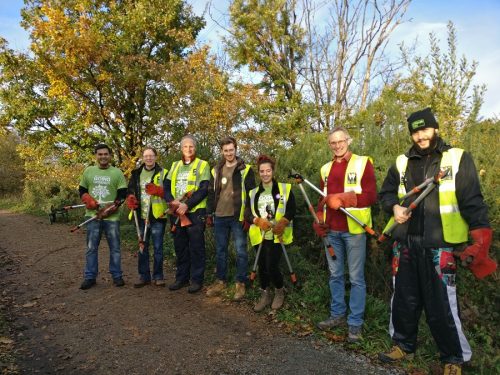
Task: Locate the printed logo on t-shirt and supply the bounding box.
[91,175,111,201]
[176,170,190,196]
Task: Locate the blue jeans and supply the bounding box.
[326,231,367,327]
[84,219,122,280]
[214,216,248,283]
[138,219,166,281]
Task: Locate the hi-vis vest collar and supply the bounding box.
[320,154,372,234]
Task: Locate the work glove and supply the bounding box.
[254,217,273,231]
[241,220,251,232]
[272,217,290,238]
[145,183,164,197]
[324,192,357,210]
[458,228,497,279]
[81,193,99,210]
[96,200,121,219]
[312,212,329,237]
[126,194,139,210]
[205,215,214,227]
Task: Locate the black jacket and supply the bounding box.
[244,179,296,224]
[207,156,256,220]
[127,163,167,221]
[379,137,490,247]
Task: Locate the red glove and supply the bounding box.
[126,194,139,210]
[254,217,272,231]
[460,228,493,266]
[81,193,99,210]
[312,211,329,237]
[272,217,290,237]
[324,192,357,210]
[206,215,214,227]
[145,183,164,197]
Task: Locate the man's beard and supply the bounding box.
[413,132,439,155]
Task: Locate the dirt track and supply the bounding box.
[0,210,400,374]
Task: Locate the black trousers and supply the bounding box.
[390,235,471,364]
[256,239,284,289]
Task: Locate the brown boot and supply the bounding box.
[443,363,461,375]
[271,287,284,310]
[253,288,271,312]
[233,282,246,301]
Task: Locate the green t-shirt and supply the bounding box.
[140,168,155,219]
[257,186,274,240]
[167,160,210,199]
[79,165,127,221]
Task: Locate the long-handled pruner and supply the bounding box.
[266,205,298,285]
[142,196,152,243]
[287,172,337,260]
[249,205,275,283]
[166,191,194,233]
[289,171,379,239]
[62,201,114,211]
[378,168,449,242]
[133,209,145,253]
[70,200,123,232]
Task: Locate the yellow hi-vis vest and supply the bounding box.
[248,183,293,246]
[383,148,468,243]
[211,164,251,221]
[170,158,209,212]
[128,168,168,220]
[320,154,372,234]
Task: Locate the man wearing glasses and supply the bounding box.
[313,127,377,343]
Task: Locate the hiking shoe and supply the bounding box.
[154,279,166,287]
[443,363,462,375]
[206,280,226,297]
[113,277,125,287]
[233,282,246,301]
[271,287,284,310]
[316,316,346,331]
[133,279,151,288]
[80,279,96,290]
[347,325,362,343]
[188,282,202,294]
[253,288,271,312]
[378,345,409,363]
[168,280,189,291]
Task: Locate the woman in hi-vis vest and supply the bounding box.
[244,155,296,312]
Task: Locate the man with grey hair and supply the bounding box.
[312,126,377,343]
[163,135,210,293]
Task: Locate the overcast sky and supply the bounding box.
[1,0,499,118]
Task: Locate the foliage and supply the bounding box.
[0,131,25,195]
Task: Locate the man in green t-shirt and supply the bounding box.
[78,144,128,290]
[164,135,210,293]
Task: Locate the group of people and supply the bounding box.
[76,108,493,375]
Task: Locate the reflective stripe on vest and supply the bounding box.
[320,154,372,234]
[248,183,293,246]
[388,148,468,243]
[170,158,208,212]
[211,164,251,221]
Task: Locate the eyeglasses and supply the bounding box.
[329,139,348,147]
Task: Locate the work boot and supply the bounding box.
[79,279,96,290]
[154,279,166,287]
[271,288,284,310]
[133,279,151,288]
[113,277,125,287]
[253,288,271,312]
[206,280,226,297]
[378,345,411,363]
[188,282,202,294]
[316,316,346,331]
[233,282,246,301]
[168,280,189,291]
[347,325,362,343]
[443,363,462,375]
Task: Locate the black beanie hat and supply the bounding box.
[407,108,439,134]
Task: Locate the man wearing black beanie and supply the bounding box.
[378,108,495,375]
